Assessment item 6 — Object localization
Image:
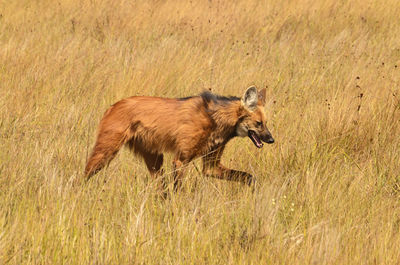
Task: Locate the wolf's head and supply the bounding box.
[236,86,274,148]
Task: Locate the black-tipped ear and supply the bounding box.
[241,86,258,111]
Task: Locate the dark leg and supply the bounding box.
[202,147,254,186]
[141,152,166,192]
[142,152,164,177]
[172,157,190,192]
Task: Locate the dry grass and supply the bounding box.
[1,0,400,264]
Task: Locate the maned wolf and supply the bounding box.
[84,86,274,190]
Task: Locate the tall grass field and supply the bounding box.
[1,0,400,264]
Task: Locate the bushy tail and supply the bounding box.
[84,130,128,180]
[83,104,133,181]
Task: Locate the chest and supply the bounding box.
[203,130,234,153]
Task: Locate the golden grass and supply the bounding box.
[1,0,400,264]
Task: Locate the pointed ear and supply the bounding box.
[241,86,258,111]
[258,88,266,105]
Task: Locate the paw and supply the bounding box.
[246,174,256,186]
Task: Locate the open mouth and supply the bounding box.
[248,130,263,148]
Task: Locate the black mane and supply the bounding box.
[178,91,240,109]
[199,91,240,104]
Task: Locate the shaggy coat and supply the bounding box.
[84,86,274,189]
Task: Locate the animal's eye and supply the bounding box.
[256,121,263,127]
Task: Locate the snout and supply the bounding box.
[266,137,274,144]
[262,133,275,144]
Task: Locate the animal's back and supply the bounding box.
[100,95,213,155]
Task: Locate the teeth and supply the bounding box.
[248,130,263,148]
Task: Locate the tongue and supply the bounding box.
[248,131,263,148]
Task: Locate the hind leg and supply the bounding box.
[172,156,192,192]
[141,151,166,191]
[143,152,164,177]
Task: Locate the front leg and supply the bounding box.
[203,164,254,186]
[202,148,254,186]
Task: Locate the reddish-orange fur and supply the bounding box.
[84,87,274,190]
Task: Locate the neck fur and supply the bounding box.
[208,100,242,140]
